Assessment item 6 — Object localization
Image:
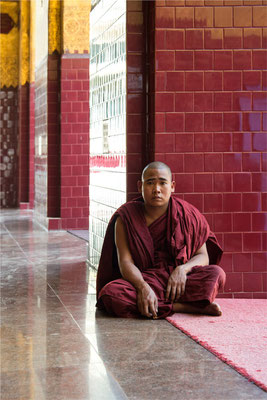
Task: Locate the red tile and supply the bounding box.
[262,232,267,251]
[156,50,175,70]
[233,213,251,232]
[155,113,165,133]
[175,173,194,193]
[223,153,242,172]
[233,253,252,272]
[253,92,267,111]
[185,193,204,212]
[165,154,184,173]
[175,51,194,70]
[223,193,242,212]
[224,72,242,91]
[244,28,262,48]
[156,71,166,91]
[194,173,212,192]
[224,28,242,48]
[214,93,232,112]
[127,114,143,133]
[243,71,261,91]
[233,92,252,111]
[204,193,223,212]
[185,72,203,90]
[155,134,175,153]
[195,51,213,70]
[156,6,175,28]
[194,93,213,112]
[204,72,222,91]
[175,7,194,28]
[224,272,243,293]
[127,94,144,113]
[213,133,232,152]
[244,272,262,292]
[166,113,184,132]
[204,153,223,172]
[242,153,261,172]
[233,173,251,192]
[155,93,174,112]
[233,50,252,70]
[204,113,223,132]
[224,233,243,252]
[184,153,204,172]
[244,112,262,132]
[223,113,242,132]
[186,29,204,49]
[195,7,213,28]
[233,132,251,152]
[213,213,232,232]
[128,73,143,92]
[175,133,194,152]
[194,133,213,152]
[155,30,165,50]
[204,29,223,49]
[127,33,143,52]
[214,173,232,192]
[185,112,204,131]
[166,72,185,91]
[252,50,267,69]
[252,172,267,192]
[166,29,184,49]
[263,113,267,131]
[252,253,267,272]
[175,93,193,112]
[252,212,267,232]
[262,192,267,211]
[242,192,261,211]
[214,50,232,70]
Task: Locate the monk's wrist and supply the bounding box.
[135,280,149,291]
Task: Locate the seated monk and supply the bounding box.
[96,161,226,319]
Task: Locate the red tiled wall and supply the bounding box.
[60,56,89,230]
[47,54,60,217]
[0,87,19,208]
[152,1,266,298]
[18,83,29,204]
[29,82,35,209]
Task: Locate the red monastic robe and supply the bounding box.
[96,196,225,318]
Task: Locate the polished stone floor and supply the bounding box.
[1,209,266,400]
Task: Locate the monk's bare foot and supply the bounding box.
[173,302,222,316]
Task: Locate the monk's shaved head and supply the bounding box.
[141,161,172,181]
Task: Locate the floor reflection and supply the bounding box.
[1,209,266,400]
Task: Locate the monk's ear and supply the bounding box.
[137,180,142,193]
[171,180,176,192]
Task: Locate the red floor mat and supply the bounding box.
[166,299,267,391]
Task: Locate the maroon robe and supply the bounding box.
[96,196,225,318]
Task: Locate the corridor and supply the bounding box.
[1,209,266,400]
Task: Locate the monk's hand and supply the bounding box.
[136,282,158,319]
[166,266,187,303]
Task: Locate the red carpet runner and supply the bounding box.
[166,299,267,391]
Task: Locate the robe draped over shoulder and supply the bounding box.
[96,196,223,299]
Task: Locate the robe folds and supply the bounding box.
[96,196,226,318]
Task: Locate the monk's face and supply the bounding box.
[138,168,175,209]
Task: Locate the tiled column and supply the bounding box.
[60,55,89,230]
[60,0,90,230]
[18,0,30,207]
[153,1,267,298]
